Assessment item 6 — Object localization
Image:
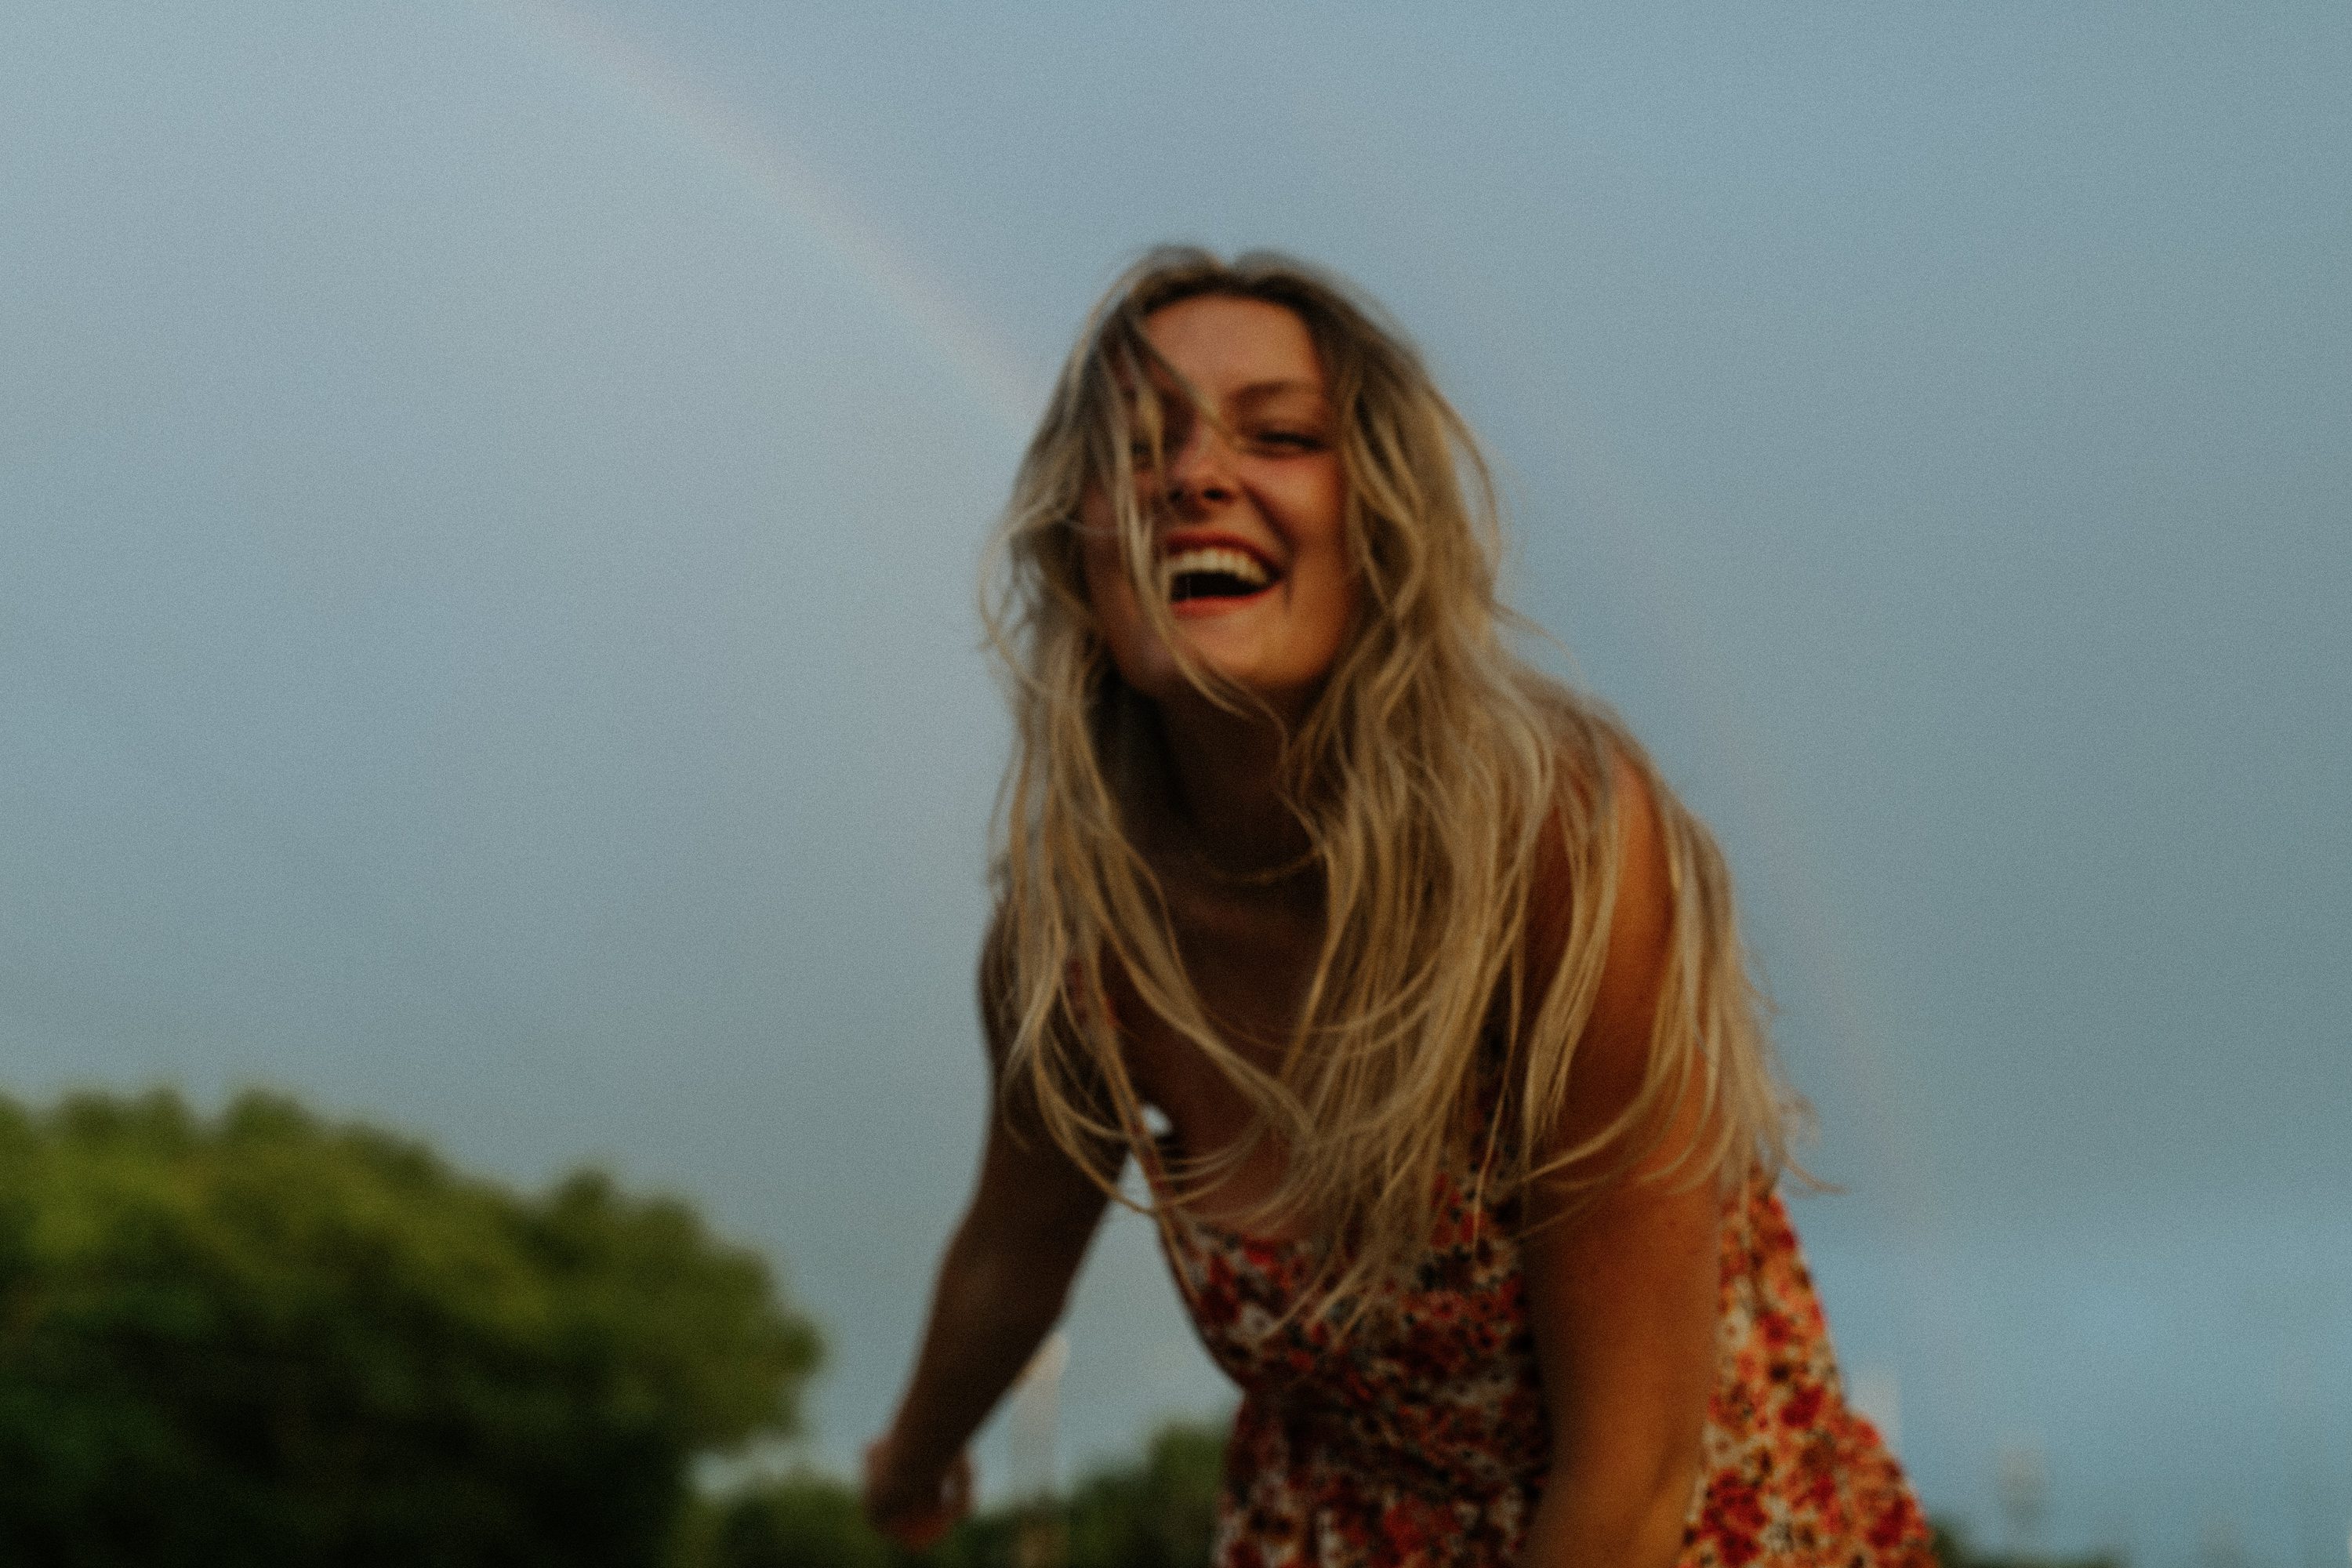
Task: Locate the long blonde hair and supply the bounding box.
[982,247,1791,1308]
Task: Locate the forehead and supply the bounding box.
[1138,294,1326,403]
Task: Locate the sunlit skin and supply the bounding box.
[865,296,1717,1568]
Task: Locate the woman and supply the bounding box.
[863,249,1931,1567]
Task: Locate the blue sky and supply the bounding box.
[5,5,2348,1562]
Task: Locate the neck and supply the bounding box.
[1149,691,1314,882]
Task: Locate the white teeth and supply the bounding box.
[1159,546,1271,587]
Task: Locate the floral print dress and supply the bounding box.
[1144,1149,1934,1567]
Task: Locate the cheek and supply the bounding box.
[1281,470,1351,578]
[1306,577,1361,668]
[1294,498,1358,645]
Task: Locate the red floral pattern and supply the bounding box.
[1149,1165,1934,1566]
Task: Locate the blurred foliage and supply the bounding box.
[0,1087,819,1568]
[1059,1420,1224,1568]
[683,1472,904,1568]
[1931,1518,2125,1568]
[687,1417,1226,1568]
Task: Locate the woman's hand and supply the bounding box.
[862,1432,975,1549]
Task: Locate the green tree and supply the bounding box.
[687,1469,1009,1568]
[689,1473,898,1568]
[0,1088,818,1568]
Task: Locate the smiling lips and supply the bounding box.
[1161,539,1279,612]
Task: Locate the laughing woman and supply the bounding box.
[862,249,1933,1568]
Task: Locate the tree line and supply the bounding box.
[0,1087,1222,1567]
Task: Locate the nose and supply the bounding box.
[1162,421,1237,513]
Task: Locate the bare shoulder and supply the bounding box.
[1526,739,1679,1171]
[975,902,1018,1079]
[974,903,1130,1171]
[1524,741,1673,1021]
[974,902,1055,1138]
[1591,749,1673,1053]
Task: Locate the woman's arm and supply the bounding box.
[863,929,1120,1548]
[1516,759,1720,1568]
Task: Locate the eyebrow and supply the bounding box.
[1226,379,1328,408]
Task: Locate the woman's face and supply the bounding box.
[1079,294,1356,722]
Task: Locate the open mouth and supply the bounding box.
[1161,544,1277,604]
